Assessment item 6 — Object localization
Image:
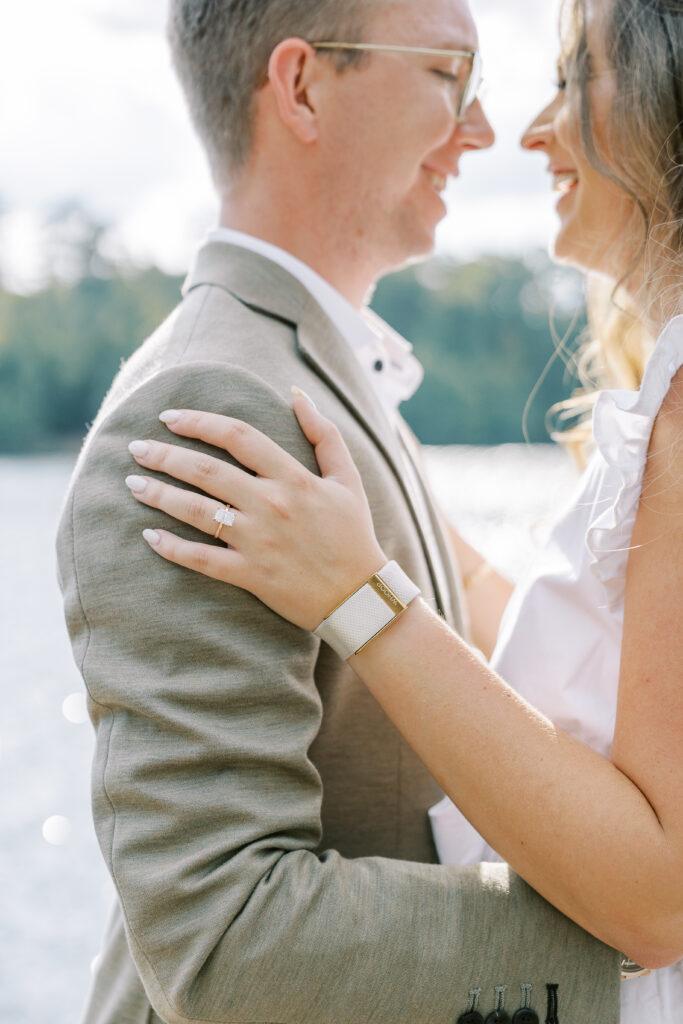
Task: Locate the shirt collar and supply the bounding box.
[207,228,423,417]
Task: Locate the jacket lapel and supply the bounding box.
[394,417,463,635]
[184,241,453,622]
[295,298,456,623]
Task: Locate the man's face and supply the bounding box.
[314,0,495,278]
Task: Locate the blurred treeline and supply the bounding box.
[0,208,586,453]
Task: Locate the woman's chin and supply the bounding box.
[550,228,594,274]
[550,210,641,278]
[550,232,631,281]
[549,233,579,269]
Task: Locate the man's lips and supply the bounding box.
[422,166,449,193]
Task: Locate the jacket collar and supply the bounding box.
[183,241,402,464]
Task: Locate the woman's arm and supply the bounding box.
[355,382,682,967]
[125,387,683,966]
[443,522,514,657]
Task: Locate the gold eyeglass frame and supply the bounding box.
[311,42,482,121]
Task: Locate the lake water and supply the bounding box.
[0,446,578,1023]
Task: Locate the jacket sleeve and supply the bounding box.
[58,362,620,1024]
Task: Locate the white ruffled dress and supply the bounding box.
[430,316,683,1023]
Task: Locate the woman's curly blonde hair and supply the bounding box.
[551,0,682,462]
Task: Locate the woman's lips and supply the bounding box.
[552,170,579,195]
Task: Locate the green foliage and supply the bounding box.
[0,269,182,453]
[0,249,585,453]
[371,257,586,444]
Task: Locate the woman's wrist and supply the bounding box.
[314,561,421,660]
[462,559,494,591]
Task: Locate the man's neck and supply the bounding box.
[219,199,377,310]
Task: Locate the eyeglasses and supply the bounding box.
[311,42,483,122]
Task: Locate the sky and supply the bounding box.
[0,0,564,291]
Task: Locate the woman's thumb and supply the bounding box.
[291,388,361,486]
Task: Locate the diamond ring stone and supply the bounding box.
[214,506,237,528]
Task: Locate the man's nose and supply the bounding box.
[456,98,496,152]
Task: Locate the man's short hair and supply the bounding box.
[168,0,388,191]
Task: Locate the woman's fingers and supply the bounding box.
[128,439,255,509]
[159,409,304,480]
[291,391,364,491]
[125,473,244,544]
[124,399,390,631]
[143,528,246,586]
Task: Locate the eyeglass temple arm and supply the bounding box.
[311,42,476,60]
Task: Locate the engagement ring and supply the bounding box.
[214,505,236,540]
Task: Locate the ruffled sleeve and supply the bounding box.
[586,315,683,611]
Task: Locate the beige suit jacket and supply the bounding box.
[57,242,619,1024]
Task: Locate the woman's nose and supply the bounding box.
[521,97,559,152]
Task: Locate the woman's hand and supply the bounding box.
[125,392,387,630]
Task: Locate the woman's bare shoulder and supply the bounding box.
[640,365,683,516]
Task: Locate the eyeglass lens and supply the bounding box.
[461,52,483,116]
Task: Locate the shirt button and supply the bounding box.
[457,1013,485,1024]
[512,1011,539,1024]
[373,359,384,372]
[485,1013,511,1024]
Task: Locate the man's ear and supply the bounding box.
[267,38,322,145]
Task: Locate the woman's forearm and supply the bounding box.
[445,523,514,657]
[351,598,682,967]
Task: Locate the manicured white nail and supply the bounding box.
[125,475,148,494]
[128,440,150,458]
[143,529,161,547]
[291,386,317,410]
[159,409,181,425]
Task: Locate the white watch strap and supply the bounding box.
[314,561,420,661]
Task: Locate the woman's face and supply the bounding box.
[521,2,639,279]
